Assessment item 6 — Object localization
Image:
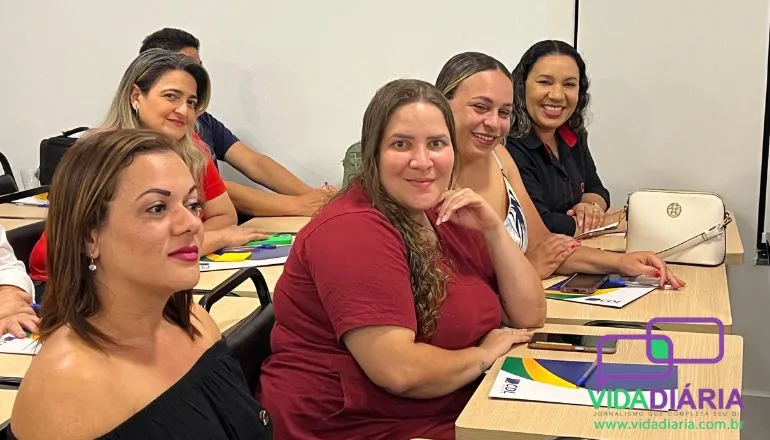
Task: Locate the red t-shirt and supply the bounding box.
[29,136,226,281]
[258,184,502,439]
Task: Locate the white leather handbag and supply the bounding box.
[625,189,732,266]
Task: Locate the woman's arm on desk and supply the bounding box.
[344,326,531,399]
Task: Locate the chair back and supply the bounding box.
[198,266,275,394]
[6,220,45,269]
[0,152,18,196]
[341,141,361,187]
[224,304,275,394]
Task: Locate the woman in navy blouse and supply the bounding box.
[506,40,610,237]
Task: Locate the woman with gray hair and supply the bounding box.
[28,49,265,290]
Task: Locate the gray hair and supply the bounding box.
[102,48,211,183]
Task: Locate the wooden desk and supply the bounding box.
[543,264,732,334]
[582,212,744,265]
[197,265,283,297]
[0,218,42,231]
[242,216,311,234]
[456,324,743,440]
[0,204,47,220]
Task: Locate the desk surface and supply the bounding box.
[543,264,732,333]
[243,216,311,234]
[456,323,743,440]
[0,218,42,231]
[0,204,48,220]
[0,295,259,424]
[582,212,744,265]
[197,265,284,296]
[198,216,734,335]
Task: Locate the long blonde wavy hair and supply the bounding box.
[347,79,460,337]
[102,48,211,183]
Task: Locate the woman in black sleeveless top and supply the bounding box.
[9,130,271,439]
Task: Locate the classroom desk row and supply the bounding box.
[0,322,743,439]
[0,203,745,265]
[198,215,737,334]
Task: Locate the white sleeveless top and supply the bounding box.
[492,151,528,252]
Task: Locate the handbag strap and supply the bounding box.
[655,212,732,258]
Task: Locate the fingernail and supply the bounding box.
[655,270,661,277]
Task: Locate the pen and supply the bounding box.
[575,361,598,387]
[0,376,22,389]
[623,281,676,290]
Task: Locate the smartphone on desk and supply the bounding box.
[528,333,618,354]
[560,273,610,294]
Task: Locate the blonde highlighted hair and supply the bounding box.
[102,48,211,183]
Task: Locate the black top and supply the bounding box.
[9,339,272,440]
[506,126,610,236]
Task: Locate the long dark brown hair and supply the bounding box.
[39,128,201,349]
[340,79,459,337]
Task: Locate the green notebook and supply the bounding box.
[248,234,293,246]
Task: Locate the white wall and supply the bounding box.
[0,0,575,188]
[577,0,770,399]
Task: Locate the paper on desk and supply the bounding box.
[545,279,655,308]
[11,194,49,207]
[0,333,40,355]
[489,357,677,410]
[199,245,291,272]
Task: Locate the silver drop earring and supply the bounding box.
[88,255,96,272]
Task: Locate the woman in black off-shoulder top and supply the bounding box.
[8,130,271,440]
